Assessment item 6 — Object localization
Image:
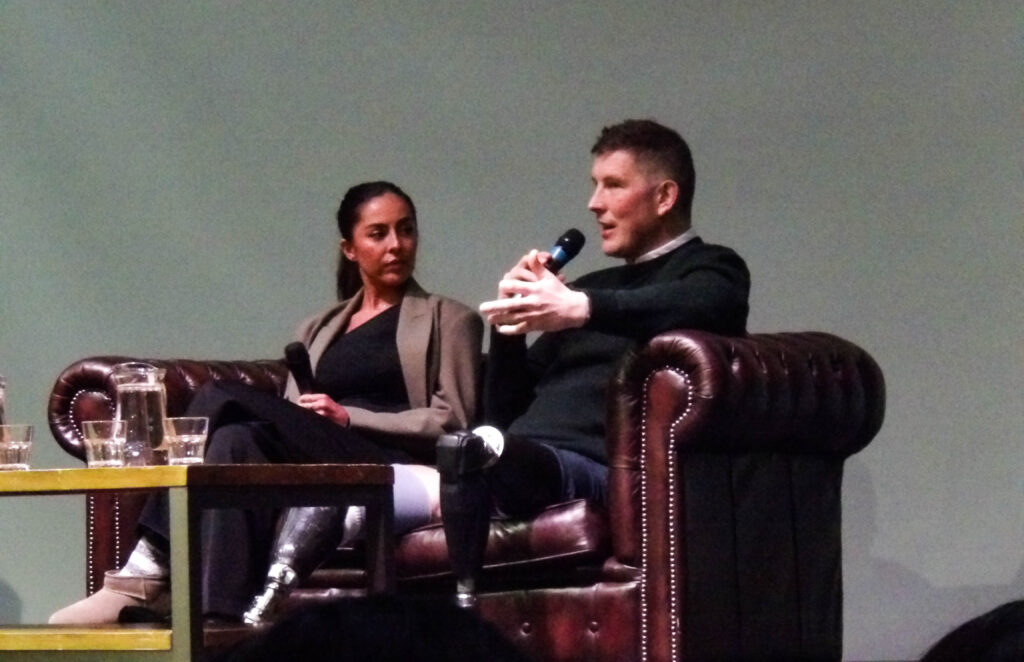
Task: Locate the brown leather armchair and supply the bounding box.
[47,330,884,661]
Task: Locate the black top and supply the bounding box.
[315,304,410,413]
[485,238,750,462]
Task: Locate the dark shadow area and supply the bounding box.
[843,459,1024,661]
[212,594,531,662]
[919,599,1024,662]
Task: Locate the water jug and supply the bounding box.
[112,362,167,466]
[0,374,6,425]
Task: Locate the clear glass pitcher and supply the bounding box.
[0,374,7,425]
[112,362,167,466]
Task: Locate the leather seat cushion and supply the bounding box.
[309,499,612,586]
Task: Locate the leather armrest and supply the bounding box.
[605,330,885,563]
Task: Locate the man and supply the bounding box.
[474,118,750,516]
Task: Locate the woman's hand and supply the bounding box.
[297,393,351,427]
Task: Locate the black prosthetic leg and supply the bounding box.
[436,429,501,608]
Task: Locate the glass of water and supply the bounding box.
[0,424,33,470]
[163,417,209,465]
[81,420,127,468]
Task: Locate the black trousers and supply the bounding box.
[138,381,412,616]
[484,435,608,519]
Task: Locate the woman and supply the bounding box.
[50,181,482,624]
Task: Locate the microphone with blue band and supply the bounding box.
[545,228,585,274]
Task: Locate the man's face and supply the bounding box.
[587,149,668,261]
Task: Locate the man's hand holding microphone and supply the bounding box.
[478,229,587,335]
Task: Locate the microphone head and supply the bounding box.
[547,228,586,273]
[284,342,309,363]
[284,342,316,394]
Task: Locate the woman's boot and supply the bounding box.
[49,536,170,624]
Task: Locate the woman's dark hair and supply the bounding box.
[920,600,1024,662]
[334,181,417,300]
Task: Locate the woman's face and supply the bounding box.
[341,192,418,295]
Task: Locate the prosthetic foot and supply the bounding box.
[242,505,345,625]
[436,426,503,608]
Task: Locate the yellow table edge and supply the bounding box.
[0,464,393,494]
[0,467,189,493]
[0,627,171,651]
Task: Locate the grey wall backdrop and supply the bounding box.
[1,2,1020,659]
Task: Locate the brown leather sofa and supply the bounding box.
[47,329,884,661]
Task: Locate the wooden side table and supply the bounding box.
[0,464,394,661]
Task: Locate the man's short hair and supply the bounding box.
[591,119,695,217]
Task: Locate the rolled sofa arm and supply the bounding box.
[48,356,289,462]
[606,330,885,560]
[604,330,885,661]
[608,330,885,457]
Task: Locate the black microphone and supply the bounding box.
[545,228,585,274]
[284,342,317,395]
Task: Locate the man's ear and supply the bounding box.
[655,180,679,217]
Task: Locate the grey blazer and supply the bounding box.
[282,281,483,452]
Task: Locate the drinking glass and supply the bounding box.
[163,417,209,465]
[81,420,127,468]
[0,424,33,470]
